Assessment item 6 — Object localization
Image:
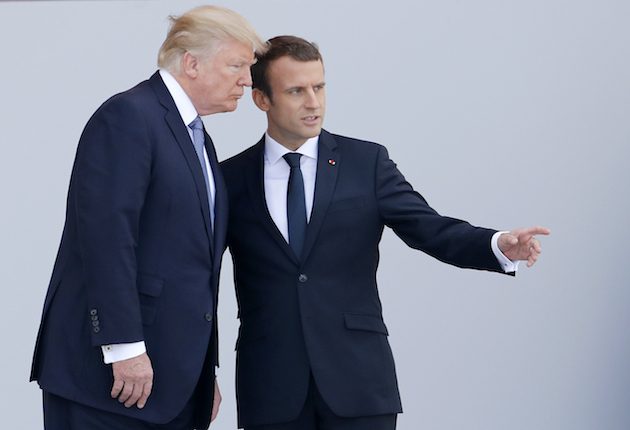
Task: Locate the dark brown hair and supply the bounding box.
[252,35,322,100]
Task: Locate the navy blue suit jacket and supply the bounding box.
[221,130,507,428]
[31,72,227,427]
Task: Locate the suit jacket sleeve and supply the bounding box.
[374,145,504,272]
[74,94,151,346]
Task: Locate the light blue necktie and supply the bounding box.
[189,116,214,229]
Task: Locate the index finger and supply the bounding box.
[524,225,550,236]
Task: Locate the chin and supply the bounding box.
[307,126,322,137]
[213,105,237,115]
[225,101,239,112]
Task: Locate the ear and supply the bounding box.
[252,88,271,112]
[182,52,199,79]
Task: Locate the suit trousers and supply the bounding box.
[43,390,197,430]
[245,374,397,430]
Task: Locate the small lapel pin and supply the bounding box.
[328,159,336,165]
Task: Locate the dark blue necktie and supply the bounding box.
[283,153,306,259]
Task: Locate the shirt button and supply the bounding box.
[205,313,213,322]
[298,274,308,283]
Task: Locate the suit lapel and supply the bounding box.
[246,137,300,264]
[149,73,214,257]
[302,130,340,262]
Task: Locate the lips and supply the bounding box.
[302,115,320,124]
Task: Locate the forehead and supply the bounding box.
[268,57,325,88]
[213,38,255,62]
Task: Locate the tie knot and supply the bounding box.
[283,153,302,168]
[189,116,203,131]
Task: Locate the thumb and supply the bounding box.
[499,232,518,249]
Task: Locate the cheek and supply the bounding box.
[222,80,238,95]
[199,82,217,100]
[280,108,298,126]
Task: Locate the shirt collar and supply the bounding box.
[264,133,319,166]
[159,69,198,127]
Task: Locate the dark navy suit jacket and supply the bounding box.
[221,130,507,428]
[31,72,227,427]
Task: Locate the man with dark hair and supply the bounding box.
[221,35,549,430]
[250,35,323,100]
[30,6,264,430]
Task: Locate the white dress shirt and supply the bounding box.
[264,133,318,241]
[101,69,216,364]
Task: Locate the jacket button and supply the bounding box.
[93,326,100,333]
[90,309,97,316]
[92,320,100,327]
[298,274,308,283]
[205,313,213,322]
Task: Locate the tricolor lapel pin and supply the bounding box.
[328,159,336,166]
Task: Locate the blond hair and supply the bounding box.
[158,5,265,74]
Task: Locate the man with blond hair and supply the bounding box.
[31,6,264,429]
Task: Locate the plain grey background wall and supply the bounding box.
[1,0,629,429]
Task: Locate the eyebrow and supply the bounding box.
[229,55,257,66]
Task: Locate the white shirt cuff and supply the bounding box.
[492,231,520,273]
[101,341,146,364]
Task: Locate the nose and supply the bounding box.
[239,67,253,87]
[304,88,321,109]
